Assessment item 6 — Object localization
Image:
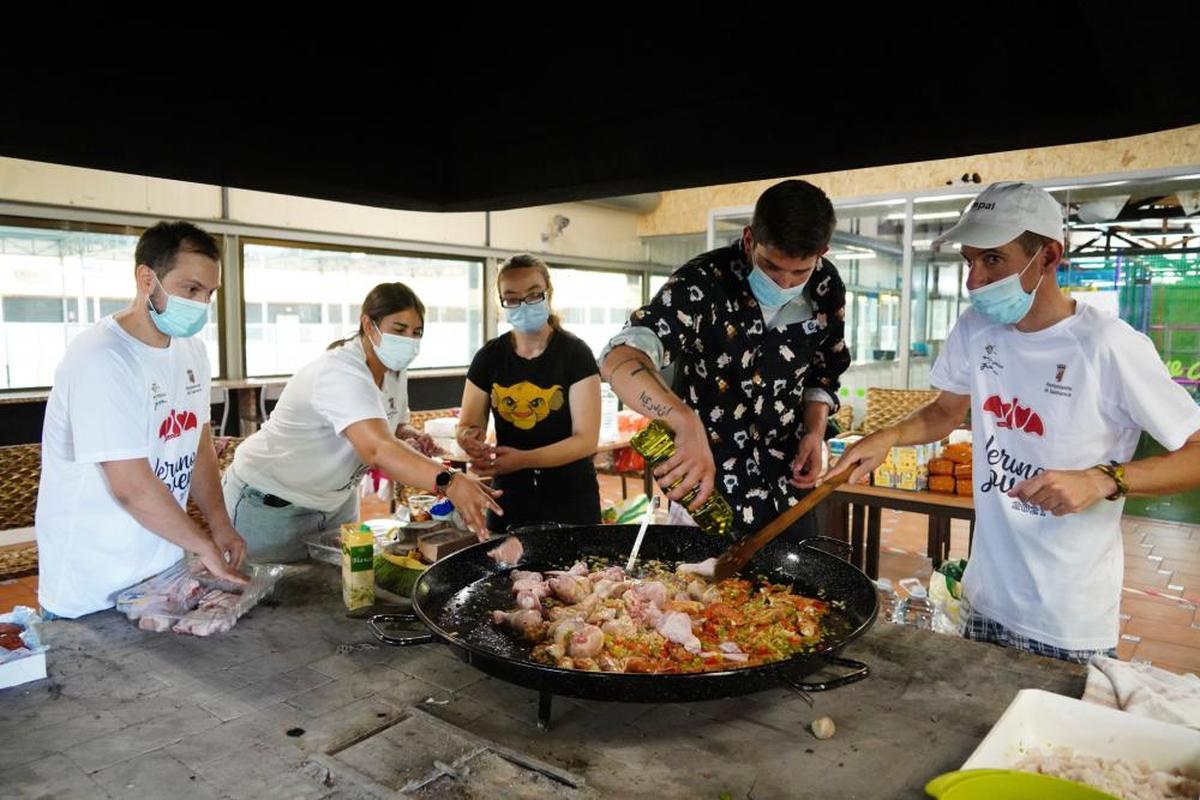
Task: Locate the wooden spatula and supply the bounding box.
[709,471,850,583]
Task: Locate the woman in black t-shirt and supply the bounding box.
[458,254,602,533]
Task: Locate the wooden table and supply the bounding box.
[824,483,975,579]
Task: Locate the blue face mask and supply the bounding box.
[147,275,210,338]
[370,320,420,371]
[968,247,1044,325]
[748,262,808,309]
[505,299,550,334]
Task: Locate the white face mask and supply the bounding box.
[370,320,420,370]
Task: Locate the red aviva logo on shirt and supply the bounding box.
[982,395,1045,436]
[159,409,199,442]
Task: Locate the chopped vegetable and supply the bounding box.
[374,551,427,597]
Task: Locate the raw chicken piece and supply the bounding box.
[656,611,702,653]
[549,575,592,604]
[622,590,663,627]
[588,566,625,583]
[490,609,544,639]
[514,591,543,612]
[687,579,721,604]
[601,616,638,638]
[173,590,240,637]
[592,579,629,600]
[633,581,668,608]
[677,558,717,578]
[546,594,599,621]
[589,606,618,623]
[138,615,175,632]
[511,578,550,597]
[510,570,543,583]
[545,619,586,659]
[487,537,524,564]
[566,624,605,659]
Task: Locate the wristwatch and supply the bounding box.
[1094,462,1129,501]
[434,468,459,496]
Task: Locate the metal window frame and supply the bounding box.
[707,164,1200,389]
[0,201,656,393]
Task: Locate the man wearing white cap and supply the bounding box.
[828,181,1200,663]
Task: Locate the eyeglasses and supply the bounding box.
[498,291,547,309]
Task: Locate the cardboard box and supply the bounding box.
[895,471,928,492]
[418,528,478,562]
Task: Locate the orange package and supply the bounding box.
[929,475,956,494]
[956,479,973,495]
[929,458,955,477]
[954,463,973,479]
[944,443,972,465]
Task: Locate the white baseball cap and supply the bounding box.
[933,181,1064,249]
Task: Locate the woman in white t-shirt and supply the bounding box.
[223,282,501,561]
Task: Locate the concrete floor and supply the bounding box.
[1,563,1084,799]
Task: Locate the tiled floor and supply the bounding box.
[6,476,1198,677]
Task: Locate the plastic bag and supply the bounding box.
[0,606,48,664]
[116,558,284,636]
[929,558,967,635]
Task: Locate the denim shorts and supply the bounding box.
[222,468,358,563]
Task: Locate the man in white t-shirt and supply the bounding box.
[37,221,249,618]
[828,182,1200,663]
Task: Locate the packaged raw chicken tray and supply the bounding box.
[116,558,283,636]
[0,605,49,689]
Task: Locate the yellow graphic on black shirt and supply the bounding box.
[491,382,564,430]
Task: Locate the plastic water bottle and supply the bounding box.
[875,577,900,624]
[600,384,619,442]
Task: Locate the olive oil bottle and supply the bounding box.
[630,419,735,539]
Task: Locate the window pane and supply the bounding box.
[267,302,322,324]
[99,298,127,317]
[3,296,64,322]
[498,267,644,358]
[830,205,905,390]
[0,225,220,389]
[242,243,482,376]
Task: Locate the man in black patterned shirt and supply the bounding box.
[600,180,852,535]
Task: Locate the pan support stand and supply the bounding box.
[537,691,553,731]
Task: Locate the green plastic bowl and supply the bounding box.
[926,769,1120,799]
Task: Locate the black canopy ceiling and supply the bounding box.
[3,6,1198,213]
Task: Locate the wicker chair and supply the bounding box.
[858,388,941,435]
[0,444,41,532]
[186,436,244,533]
[830,404,855,436]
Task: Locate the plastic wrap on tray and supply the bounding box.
[116,558,284,636]
[0,606,47,664]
